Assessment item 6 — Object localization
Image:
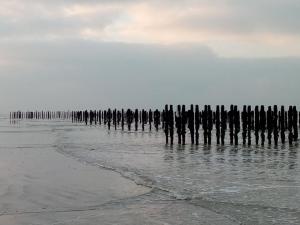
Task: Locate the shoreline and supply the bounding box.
[0,120,241,224]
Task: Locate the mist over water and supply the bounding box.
[5,117,297,225]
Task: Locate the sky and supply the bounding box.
[0,0,300,111]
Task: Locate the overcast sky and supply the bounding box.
[0,0,299,111]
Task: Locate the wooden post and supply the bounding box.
[121,109,124,130]
[293,106,298,141]
[273,105,279,145]
[195,105,200,145]
[202,105,208,144]
[215,105,220,145]
[208,105,213,145]
[254,106,260,145]
[148,110,152,131]
[169,105,174,145]
[229,105,234,145]
[280,106,285,144]
[242,105,247,145]
[181,105,186,145]
[134,109,139,131]
[188,104,195,144]
[221,105,227,145]
[288,106,293,144]
[164,105,169,144]
[260,106,266,145]
[234,106,240,145]
[176,105,182,144]
[247,106,252,146]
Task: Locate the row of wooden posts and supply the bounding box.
[10,105,299,145]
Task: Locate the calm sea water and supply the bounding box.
[2,116,300,225]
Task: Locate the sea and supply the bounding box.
[1,115,300,225]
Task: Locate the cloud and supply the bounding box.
[0,40,299,111]
[0,0,300,57]
[0,1,299,111]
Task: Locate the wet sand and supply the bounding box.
[0,144,150,224]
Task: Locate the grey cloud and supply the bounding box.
[1,0,300,40]
[169,0,300,34]
[0,40,299,111]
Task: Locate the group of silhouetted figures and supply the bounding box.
[10,104,299,146]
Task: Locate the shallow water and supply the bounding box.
[2,116,300,225]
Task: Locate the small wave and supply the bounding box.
[54,141,198,202]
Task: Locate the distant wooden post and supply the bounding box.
[273,105,279,145]
[288,106,293,144]
[229,105,234,145]
[202,105,208,144]
[181,105,186,145]
[134,109,139,131]
[107,109,112,130]
[267,106,273,145]
[195,105,200,145]
[254,106,260,145]
[242,105,247,145]
[234,106,240,145]
[260,106,266,145]
[142,109,146,131]
[154,109,160,131]
[247,106,252,146]
[164,105,169,144]
[121,109,124,130]
[188,104,195,144]
[215,105,220,144]
[221,105,227,145]
[169,105,174,145]
[176,105,182,144]
[84,110,88,125]
[293,106,298,141]
[208,105,213,145]
[280,106,285,143]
